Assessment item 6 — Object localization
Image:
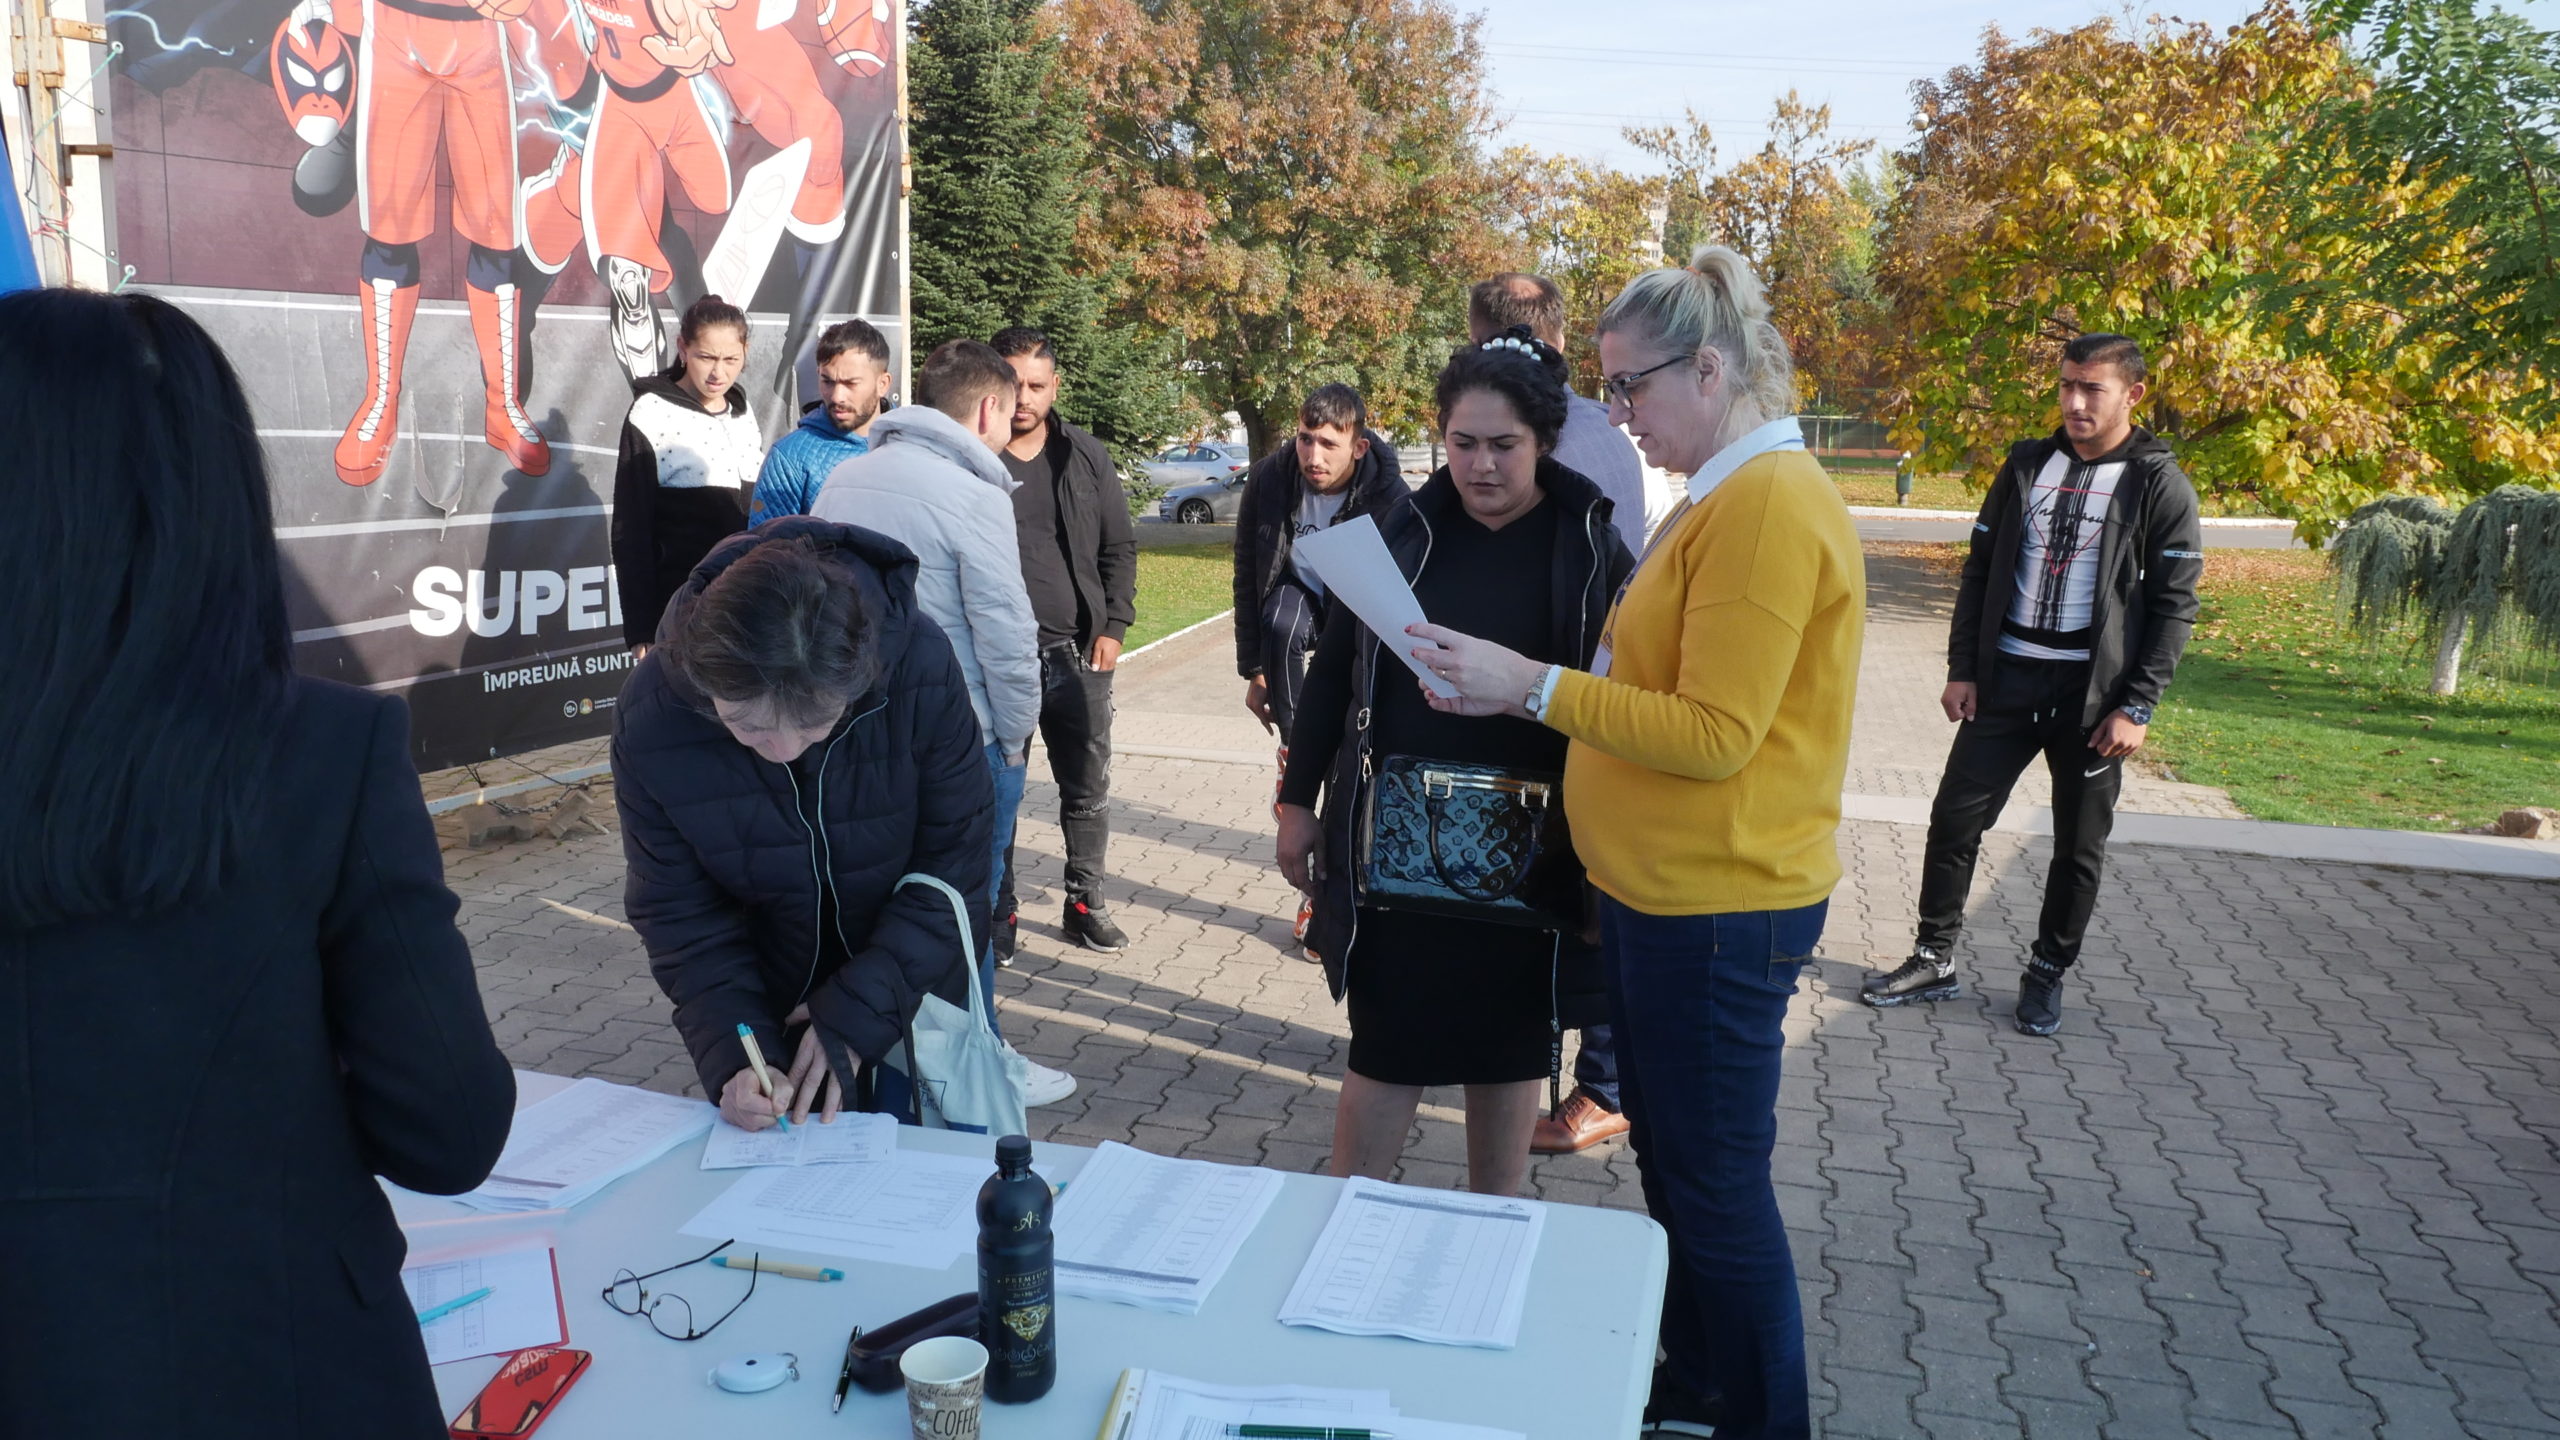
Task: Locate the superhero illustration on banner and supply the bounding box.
[102,0,900,770]
[270,0,554,484]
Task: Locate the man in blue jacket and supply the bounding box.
[751,319,896,524]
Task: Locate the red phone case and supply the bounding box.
[450,1347,592,1440]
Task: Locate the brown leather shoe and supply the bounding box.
[1530,1088,1630,1154]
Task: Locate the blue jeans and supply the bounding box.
[1603,895,1826,1440]
[982,744,1026,1040]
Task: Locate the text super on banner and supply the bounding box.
[104,0,905,770]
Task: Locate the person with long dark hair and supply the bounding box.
[1274,343,1632,1197]
[611,293,768,650]
[0,288,515,1437]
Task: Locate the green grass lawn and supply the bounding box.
[2146,550,2560,831]
[1125,543,1233,652]
[1828,469,1980,511]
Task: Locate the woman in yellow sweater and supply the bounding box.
[1412,247,1863,1440]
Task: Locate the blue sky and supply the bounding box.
[1467,0,2271,172]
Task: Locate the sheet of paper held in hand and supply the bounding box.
[677,1149,987,1269]
[402,1240,566,1366]
[1276,1177,1545,1349]
[1287,515,1460,699]
[462,1078,715,1213]
[1049,1141,1282,1314]
[699,1109,895,1170]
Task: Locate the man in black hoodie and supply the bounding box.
[1863,333,2204,1036]
[1231,383,1403,952]
[1233,383,1405,741]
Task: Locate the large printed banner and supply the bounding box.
[104,0,904,770]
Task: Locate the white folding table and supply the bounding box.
[391,1072,1667,1438]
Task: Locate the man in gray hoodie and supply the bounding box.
[810,339,1073,1106]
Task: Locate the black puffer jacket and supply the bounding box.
[613,518,991,1105]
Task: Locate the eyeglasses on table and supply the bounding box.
[600,1238,760,1341]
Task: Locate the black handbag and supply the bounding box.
[1354,755,1583,929]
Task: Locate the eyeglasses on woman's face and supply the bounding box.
[1602,354,1692,410]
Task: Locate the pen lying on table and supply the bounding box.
[711,1255,843,1282]
[1222,1428,1394,1440]
[414,1287,494,1325]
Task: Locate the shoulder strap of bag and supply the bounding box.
[894,871,992,1031]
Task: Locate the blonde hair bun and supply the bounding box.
[1599,245,1798,435]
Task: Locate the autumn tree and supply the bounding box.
[908,0,1180,456]
[1054,0,1511,455]
[1873,4,2560,536]
[1486,147,1662,390]
[1628,95,1888,407]
[2304,0,2560,404]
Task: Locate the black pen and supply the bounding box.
[831,1325,861,1414]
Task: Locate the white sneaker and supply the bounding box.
[1012,1050,1077,1107]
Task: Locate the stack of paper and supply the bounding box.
[679,1148,988,1270]
[1051,1142,1281,1314]
[461,1078,714,1213]
[401,1239,568,1366]
[700,1110,895,1169]
[1095,1370,1524,1440]
[1276,1177,1545,1349]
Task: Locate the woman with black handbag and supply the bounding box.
[1274,341,1634,1197]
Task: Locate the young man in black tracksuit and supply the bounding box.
[992,327,1140,956]
[1863,333,2204,1035]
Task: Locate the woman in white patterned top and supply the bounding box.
[611,294,769,651]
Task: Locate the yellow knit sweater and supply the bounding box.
[1548,448,1864,916]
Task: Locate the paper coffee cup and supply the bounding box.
[900,1335,988,1440]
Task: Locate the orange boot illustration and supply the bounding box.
[334,274,417,486]
[469,281,551,475]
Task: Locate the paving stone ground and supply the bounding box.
[437,548,2560,1438]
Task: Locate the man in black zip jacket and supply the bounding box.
[1233,383,1405,741]
[1863,333,2204,1035]
[992,328,1140,956]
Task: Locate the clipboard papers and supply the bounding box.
[1276,1177,1545,1349]
[460,1078,713,1213]
[401,1239,568,1366]
[1050,1142,1281,1314]
[1091,1369,1526,1440]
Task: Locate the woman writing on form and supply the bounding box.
[1407,249,1864,1440]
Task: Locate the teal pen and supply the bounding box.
[414,1286,494,1325]
[734,1023,792,1133]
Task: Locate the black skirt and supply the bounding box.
[1344,904,1558,1086]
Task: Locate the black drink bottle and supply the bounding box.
[977,1134,1056,1402]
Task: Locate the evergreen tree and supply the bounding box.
[907,0,1179,473]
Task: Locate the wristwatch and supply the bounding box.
[1524,665,1562,720]
[2118,702,2154,726]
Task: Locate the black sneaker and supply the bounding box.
[1064,899,1128,953]
[1641,1367,1726,1437]
[1860,946,1962,1007]
[993,911,1018,968]
[2016,957,2067,1036]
